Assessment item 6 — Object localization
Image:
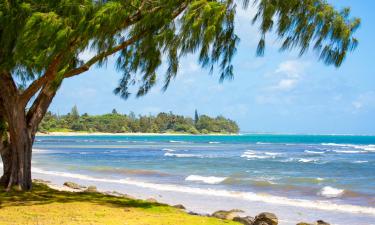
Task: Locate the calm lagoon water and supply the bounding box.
[12,134,375,224]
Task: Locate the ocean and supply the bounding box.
[6,134,375,224]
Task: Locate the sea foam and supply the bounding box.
[241,150,273,159]
[318,186,345,198]
[31,167,375,215]
[164,152,201,158]
[304,150,325,154]
[185,175,227,184]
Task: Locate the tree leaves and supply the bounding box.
[0,0,360,100]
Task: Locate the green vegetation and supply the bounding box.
[39,107,239,134]
[0,183,240,225]
[0,0,360,190]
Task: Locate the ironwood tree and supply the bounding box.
[0,0,360,190]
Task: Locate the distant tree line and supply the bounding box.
[38,106,239,134]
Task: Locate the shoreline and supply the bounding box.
[30,178,322,225]
[29,171,375,225]
[36,131,238,136]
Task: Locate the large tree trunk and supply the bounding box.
[0,138,11,185]
[4,105,34,190]
[0,72,51,191]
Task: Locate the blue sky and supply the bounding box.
[49,1,375,134]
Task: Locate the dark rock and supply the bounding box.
[63,181,85,190]
[212,209,244,220]
[173,204,186,210]
[85,185,97,192]
[105,191,133,198]
[187,211,210,216]
[296,221,330,225]
[33,179,51,184]
[253,212,278,225]
[233,216,255,225]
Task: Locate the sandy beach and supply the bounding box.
[31,170,375,225]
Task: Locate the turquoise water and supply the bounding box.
[31,134,375,213]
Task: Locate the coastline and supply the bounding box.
[30,171,375,225]
[28,133,375,224]
[35,131,238,136]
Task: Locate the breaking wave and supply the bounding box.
[318,186,345,198]
[31,167,375,215]
[185,175,227,184]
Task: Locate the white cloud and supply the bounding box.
[268,60,310,91]
[275,60,309,78]
[352,91,375,111]
[273,79,298,91]
[352,101,363,110]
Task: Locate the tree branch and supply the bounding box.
[64,1,188,79]
[19,56,62,106]
[26,81,58,135]
[63,32,146,78]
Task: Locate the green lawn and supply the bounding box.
[0,183,240,225]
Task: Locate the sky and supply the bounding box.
[48,1,375,135]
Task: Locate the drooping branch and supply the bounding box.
[63,2,188,79]
[63,32,145,78]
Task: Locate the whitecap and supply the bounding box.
[241,150,274,159]
[304,150,325,154]
[169,140,186,143]
[164,152,201,158]
[264,152,282,156]
[185,175,227,184]
[318,186,345,198]
[322,143,375,152]
[162,148,176,152]
[352,160,368,164]
[298,158,316,163]
[208,141,220,144]
[241,151,270,159]
[332,150,367,154]
[33,149,50,153]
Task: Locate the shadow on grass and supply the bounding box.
[0,183,164,210]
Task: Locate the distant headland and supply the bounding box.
[38,106,239,135]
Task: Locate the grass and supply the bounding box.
[0,183,240,225]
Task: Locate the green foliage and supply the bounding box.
[0,0,359,97]
[38,108,239,134]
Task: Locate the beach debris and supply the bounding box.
[253,212,278,225]
[212,209,244,220]
[173,204,186,210]
[63,181,85,190]
[233,216,255,225]
[32,179,51,184]
[85,185,97,193]
[104,191,134,198]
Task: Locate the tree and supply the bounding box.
[70,105,80,121]
[112,108,118,114]
[194,109,199,125]
[0,0,360,190]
